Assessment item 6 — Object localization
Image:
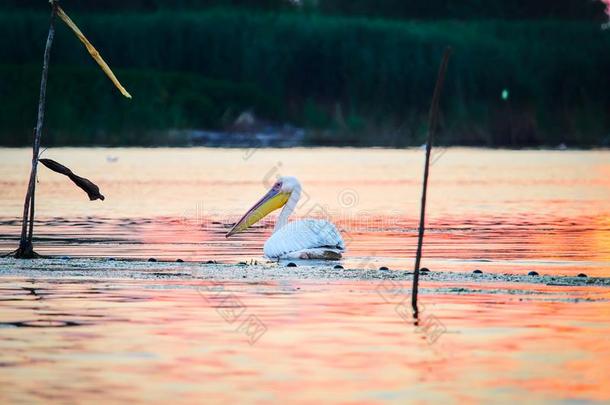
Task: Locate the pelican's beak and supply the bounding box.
[226,187,290,237]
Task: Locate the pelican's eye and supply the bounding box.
[272,182,282,191]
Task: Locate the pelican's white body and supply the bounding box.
[263,177,345,259]
[264,219,345,259]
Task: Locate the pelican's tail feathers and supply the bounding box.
[280,248,343,260]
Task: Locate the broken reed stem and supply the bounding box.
[56,6,132,98]
[16,5,57,258]
[412,47,452,313]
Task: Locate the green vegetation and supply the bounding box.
[2,0,604,20]
[1,8,609,146]
[0,64,280,146]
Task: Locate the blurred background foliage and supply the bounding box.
[0,1,608,147]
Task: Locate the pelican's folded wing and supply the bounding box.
[263,219,345,258]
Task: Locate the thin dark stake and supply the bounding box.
[27,182,36,243]
[15,3,57,258]
[412,47,452,313]
[27,130,37,243]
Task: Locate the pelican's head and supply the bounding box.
[226,176,300,237]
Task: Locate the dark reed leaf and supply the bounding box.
[39,158,105,201]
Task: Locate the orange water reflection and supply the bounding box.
[0,278,609,403]
[0,147,609,275]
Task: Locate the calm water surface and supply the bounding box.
[1,147,609,403]
[0,147,609,275]
[0,277,609,403]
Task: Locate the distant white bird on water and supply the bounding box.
[226,176,345,260]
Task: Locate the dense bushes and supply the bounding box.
[0,65,280,146]
[0,9,609,146]
[1,1,604,20]
[315,0,606,20]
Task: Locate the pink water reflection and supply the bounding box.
[0,278,609,403]
[0,147,609,275]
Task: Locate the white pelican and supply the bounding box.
[226,176,345,260]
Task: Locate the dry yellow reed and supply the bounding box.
[56,6,132,99]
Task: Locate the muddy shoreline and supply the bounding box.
[1,257,608,289]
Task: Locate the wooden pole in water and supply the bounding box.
[16,2,57,258]
[412,47,451,313]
